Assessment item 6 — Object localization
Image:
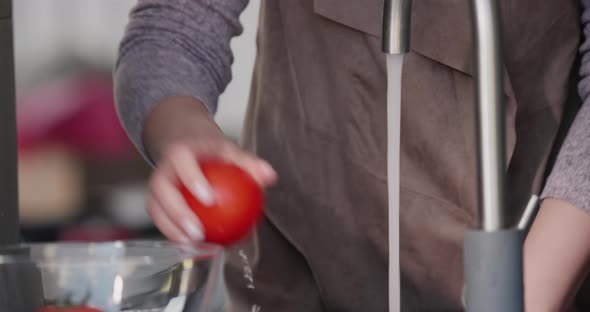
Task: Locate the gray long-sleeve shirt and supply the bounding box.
[115,0,248,158]
[541,0,590,210]
[115,0,590,211]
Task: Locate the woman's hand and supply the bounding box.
[142,96,277,242]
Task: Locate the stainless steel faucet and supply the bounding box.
[471,0,507,232]
[382,0,524,311]
[382,0,411,54]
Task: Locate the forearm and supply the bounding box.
[524,198,590,311]
[114,0,248,163]
[523,2,590,308]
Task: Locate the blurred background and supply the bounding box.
[13,0,259,242]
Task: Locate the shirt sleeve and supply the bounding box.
[114,0,249,162]
[541,0,590,211]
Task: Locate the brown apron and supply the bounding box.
[224,0,581,311]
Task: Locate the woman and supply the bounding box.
[115,0,590,310]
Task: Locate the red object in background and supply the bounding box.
[17,73,133,160]
[38,306,103,312]
[180,159,264,246]
[59,225,134,242]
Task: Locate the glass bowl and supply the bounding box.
[0,240,224,312]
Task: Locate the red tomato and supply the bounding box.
[180,159,264,245]
[38,306,103,312]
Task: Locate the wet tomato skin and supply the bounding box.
[180,159,264,245]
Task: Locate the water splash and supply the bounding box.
[239,249,260,311]
[239,249,255,290]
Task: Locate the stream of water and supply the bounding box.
[386,54,403,312]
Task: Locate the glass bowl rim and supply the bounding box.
[0,240,224,267]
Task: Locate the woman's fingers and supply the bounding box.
[219,143,278,187]
[146,195,190,242]
[149,163,205,242]
[166,144,215,206]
